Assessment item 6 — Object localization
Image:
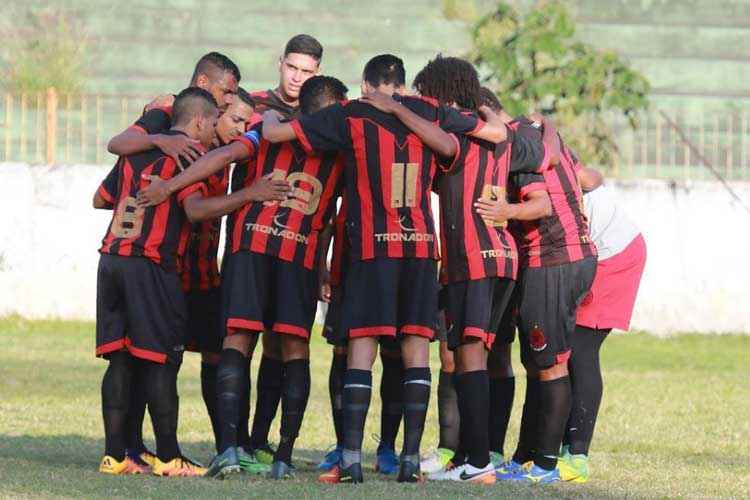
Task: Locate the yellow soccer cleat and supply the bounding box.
[152,456,207,477]
[557,453,589,483]
[99,455,151,475]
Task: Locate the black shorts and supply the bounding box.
[444,277,515,351]
[517,256,597,369]
[341,257,438,340]
[323,285,346,347]
[186,287,222,354]
[96,254,186,365]
[492,287,521,347]
[220,251,318,341]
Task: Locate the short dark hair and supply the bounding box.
[363,54,406,88]
[299,76,348,115]
[284,34,323,61]
[413,55,480,110]
[172,87,218,126]
[235,87,255,108]
[190,52,241,85]
[478,87,503,112]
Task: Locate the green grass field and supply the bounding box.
[0,316,748,498]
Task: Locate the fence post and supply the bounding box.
[4,94,12,161]
[81,95,87,162]
[96,95,103,164]
[46,87,58,165]
[20,94,27,161]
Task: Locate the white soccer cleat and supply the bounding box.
[428,463,496,484]
[420,447,455,475]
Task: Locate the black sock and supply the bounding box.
[378,354,403,452]
[274,359,311,465]
[437,370,459,452]
[341,369,372,468]
[101,351,133,461]
[216,348,247,454]
[124,362,147,453]
[452,373,468,466]
[145,362,181,462]
[513,377,541,464]
[534,376,572,471]
[329,352,347,447]
[456,370,490,468]
[200,362,220,452]
[565,326,609,455]
[250,355,283,449]
[237,358,251,449]
[402,367,431,463]
[488,376,515,455]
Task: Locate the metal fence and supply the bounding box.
[1,88,749,181]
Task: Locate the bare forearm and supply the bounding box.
[165,144,242,196]
[185,189,251,222]
[262,116,296,143]
[393,104,456,158]
[541,119,561,166]
[470,121,507,144]
[578,167,603,192]
[107,130,157,155]
[507,196,552,220]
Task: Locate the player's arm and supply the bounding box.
[107,108,202,161]
[93,190,111,209]
[472,105,508,144]
[439,104,507,144]
[182,176,291,223]
[508,125,546,174]
[577,166,603,192]
[475,176,551,225]
[360,91,457,159]
[316,222,335,303]
[261,111,297,143]
[93,164,119,209]
[529,113,561,167]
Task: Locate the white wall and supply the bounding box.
[1,163,749,334]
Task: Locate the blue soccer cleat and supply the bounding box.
[318,445,342,471]
[375,446,399,475]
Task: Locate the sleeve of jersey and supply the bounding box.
[510,126,548,174]
[231,125,261,159]
[176,182,208,206]
[131,108,171,135]
[438,106,485,135]
[290,104,350,154]
[514,173,546,200]
[437,133,465,173]
[97,164,120,207]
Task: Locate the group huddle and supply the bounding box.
[93,34,647,485]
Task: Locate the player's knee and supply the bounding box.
[538,360,569,381]
[281,336,309,361]
[400,335,430,368]
[222,332,253,355]
[201,351,220,365]
[262,331,282,359]
[347,337,378,369]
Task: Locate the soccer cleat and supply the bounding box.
[420,448,455,474]
[375,446,399,475]
[317,446,342,471]
[253,443,276,465]
[205,447,241,479]
[557,453,589,483]
[489,451,504,469]
[237,447,271,475]
[318,464,342,484]
[152,456,206,477]
[268,460,295,480]
[127,448,157,469]
[513,463,561,484]
[397,460,424,483]
[428,463,496,484]
[495,459,530,480]
[99,455,150,475]
[336,462,364,484]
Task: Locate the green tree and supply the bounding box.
[470,1,650,167]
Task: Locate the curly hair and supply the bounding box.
[413,55,480,110]
[478,86,503,112]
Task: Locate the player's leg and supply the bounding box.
[249,332,283,463]
[376,339,403,475]
[319,286,347,470]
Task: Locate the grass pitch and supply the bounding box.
[0,316,748,498]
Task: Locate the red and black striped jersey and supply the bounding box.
[329,200,348,287]
[97,131,205,272]
[228,124,344,270]
[437,119,546,284]
[508,126,596,268]
[290,95,483,261]
[180,167,229,292]
[129,105,173,135]
[250,89,297,120]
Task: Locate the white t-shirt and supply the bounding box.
[583,185,641,260]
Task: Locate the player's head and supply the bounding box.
[190,52,241,111]
[361,54,406,95]
[214,87,255,146]
[299,76,348,115]
[172,87,219,148]
[278,34,323,102]
[478,86,513,123]
[413,55,480,110]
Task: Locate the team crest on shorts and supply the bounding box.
[529,325,547,351]
[581,292,593,306]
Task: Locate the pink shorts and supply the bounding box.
[576,234,646,331]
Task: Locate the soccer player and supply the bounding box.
[137,76,348,479]
[477,119,598,484]
[93,87,219,477]
[557,168,646,483]
[245,34,325,466]
[262,54,509,483]
[375,57,546,483]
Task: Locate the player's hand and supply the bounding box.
[246,174,291,202]
[153,134,203,167]
[360,91,401,114]
[144,94,175,112]
[137,175,169,207]
[474,196,514,225]
[478,105,504,126]
[318,265,332,302]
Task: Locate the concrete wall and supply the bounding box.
[1,163,749,334]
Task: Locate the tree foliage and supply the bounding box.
[470,1,650,167]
